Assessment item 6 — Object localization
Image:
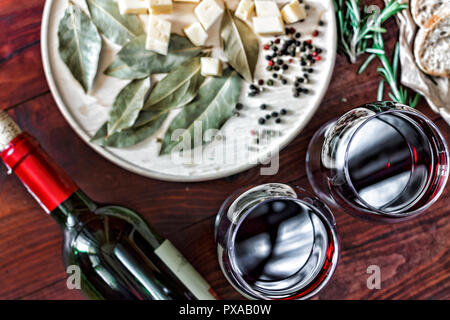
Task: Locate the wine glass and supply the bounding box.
[214,183,339,300]
[306,101,449,222]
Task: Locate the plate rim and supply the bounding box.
[40,0,337,182]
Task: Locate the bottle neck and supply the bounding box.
[0,133,79,215]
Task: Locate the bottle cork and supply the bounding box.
[0,111,22,152]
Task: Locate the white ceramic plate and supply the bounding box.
[41,0,336,182]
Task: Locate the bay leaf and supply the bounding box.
[160,69,242,155]
[143,56,204,111]
[58,1,102,92]
[86,0,144,45]
[91,110,167,148]
[104,57,149,79]
[118,34,202,74]
[107,77,151,135]
[220,5,259,82]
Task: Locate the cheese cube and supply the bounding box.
[148,0,173,14]
[174,0,200,2]
[253,16,284,35]
[281,0,306,24]
[194,0,224,30]
[118,0,148,14]
[201,58,222,77]
[146,16,171,55]
[255,0,280,17]
[184,22,208,46]
[235,0,255,22]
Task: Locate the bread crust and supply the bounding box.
[414,12,450,78]
[411,0,450,28]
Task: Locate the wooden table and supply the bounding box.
[0,0,448,300]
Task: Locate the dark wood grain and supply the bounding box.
[0,0,48,110]
[0,0,448,300]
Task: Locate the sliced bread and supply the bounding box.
[414,12,450,77]
[410,0,450,28]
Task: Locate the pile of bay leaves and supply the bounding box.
[57,0,259,155]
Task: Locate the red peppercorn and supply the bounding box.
[312,51,318,56]
[263,44,270,50]
[250,130,255,136]
[289,58,293,63]
[305,39,312,44]
[315,55,321,61]
[312,30,319,37]
[268,60,274,66]
[289,27,296,34]
[274,38,280,44]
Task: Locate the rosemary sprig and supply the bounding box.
[335,0,420,107]
[334,0,406,63]
[359,37,420,107]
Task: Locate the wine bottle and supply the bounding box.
[0,111,216,300]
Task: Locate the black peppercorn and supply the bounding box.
[277,59,283,65]
[281,79,287,85]
[272,73,278,79]
[235,103,243,110]
[260,104,267,110]
[282,64,288,70]
[275,118,281,124]
[271,111,279,117]
[265,114,271,120]
[308,68,313,73]
[258,118,266,125]
[280,109,287,115]
[274,65,280,71]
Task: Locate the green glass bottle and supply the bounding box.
[0,111,216,300]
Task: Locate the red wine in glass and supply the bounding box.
[306,102,449,222]
[215,184,339,299]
